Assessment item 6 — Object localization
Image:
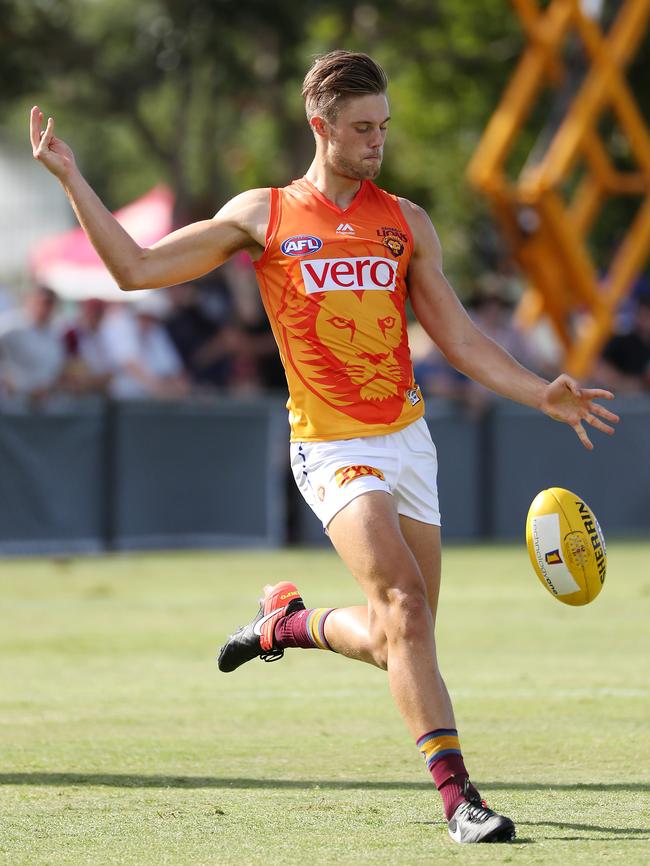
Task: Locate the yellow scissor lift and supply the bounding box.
[467,0,650,377]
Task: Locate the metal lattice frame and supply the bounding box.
[467,0,650,377]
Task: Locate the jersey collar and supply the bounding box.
[300,176,369,217]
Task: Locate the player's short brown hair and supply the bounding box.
[302,50,388,123]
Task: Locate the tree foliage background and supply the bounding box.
[1,0,648,284]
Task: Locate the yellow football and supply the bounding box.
[525,487,607,606]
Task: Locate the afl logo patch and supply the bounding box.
[281,235,323,257]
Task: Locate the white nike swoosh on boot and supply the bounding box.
[252,607,287,636]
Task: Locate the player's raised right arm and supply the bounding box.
[30,107,268,290]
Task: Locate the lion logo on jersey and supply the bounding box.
[315,291,404,400]
[278,279,412,424]
[383,236,405,257]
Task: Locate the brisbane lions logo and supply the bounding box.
[383,236,405,257]
[278,257,412,424]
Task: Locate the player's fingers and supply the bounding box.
[589,401,619,424]
[585,413,616,435]
[580,387,615,401]
[29,106,42,152]
[559,374,581,397]
[35,117,54,157]
[44,115,55,143]
[573,421,593,450]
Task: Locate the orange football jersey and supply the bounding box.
[254,177,425,441]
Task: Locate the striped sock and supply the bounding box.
[273,607,334,651]
[417,728,471,820]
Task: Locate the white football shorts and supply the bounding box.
[290,417,441,530]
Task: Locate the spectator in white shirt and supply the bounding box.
[0,286,65,401]
[100,292,189,400]
[62,297,114,394]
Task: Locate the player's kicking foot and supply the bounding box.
[447,781,516,844]
[217,581,305,672]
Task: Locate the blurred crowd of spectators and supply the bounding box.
[410,268,650,415]
[0,255,285,407]
[1,254,649,410]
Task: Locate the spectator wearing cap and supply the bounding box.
[100,292,190,400]
[0,286,65,402]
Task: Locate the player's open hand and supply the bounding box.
[30,106,76,180]
[540,373,619,450]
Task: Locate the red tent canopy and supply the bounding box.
[30,185,174,301]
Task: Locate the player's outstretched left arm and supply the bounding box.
[401,200,619,450]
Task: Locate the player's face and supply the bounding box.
[325,93,390,181]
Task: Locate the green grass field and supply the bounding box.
[1,542,649,866]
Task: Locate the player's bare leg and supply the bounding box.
[217,489,514,842]
[325,491,454,734]
[265,514,447,671]
[303,515,450,683]
[323,493,514,843]
[299,515,456,739]
[319,605,377,664]
[217,493,450,722]
[397,512,455,723]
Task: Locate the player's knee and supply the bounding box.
[381,585,431,644]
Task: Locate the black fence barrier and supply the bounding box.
[0,398,106,554]
[0,397,288,554]
[110,399,288,550]
[0,396,647,555]
[488,395,650,539]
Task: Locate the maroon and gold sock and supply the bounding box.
[273,607,335,651]
[416,728,474,819]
